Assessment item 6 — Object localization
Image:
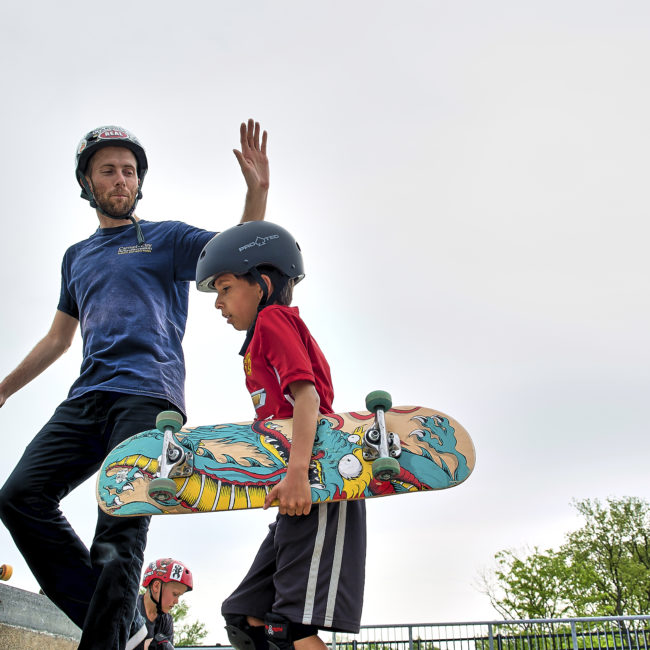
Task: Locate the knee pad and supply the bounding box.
[290,622,319,643]
[264,612,293,650]
[225,614,268,650]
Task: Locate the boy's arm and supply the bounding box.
[263,380,319,516]
[0,310,78,408]
[234,119,269,223]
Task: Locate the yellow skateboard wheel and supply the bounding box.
[0,564,13,581]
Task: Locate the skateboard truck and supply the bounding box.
[363,390,401,481]
[148,411,194,504]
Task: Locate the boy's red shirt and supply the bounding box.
[242,305,334,420]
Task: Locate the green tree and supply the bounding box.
[479,546,574,619]
[565,497,650,616]
[481,497,650,619]
[170,600,209,647]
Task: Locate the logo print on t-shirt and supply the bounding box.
[243,351,252,376]
[250,388,267,411]
[118,243,152,254]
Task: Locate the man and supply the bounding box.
[0,120,268,649]
[139,558,194,649]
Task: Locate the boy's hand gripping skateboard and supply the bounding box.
[96,391,475,517]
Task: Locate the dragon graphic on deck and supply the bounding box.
[96,406,473,516]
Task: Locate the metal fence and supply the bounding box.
[180,616,650,650]
[329,617,650,650]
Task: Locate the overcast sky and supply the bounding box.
[1,0,649,643]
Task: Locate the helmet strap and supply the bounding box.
[249,268,269,307]
[239,315,258,357]
[238,268,267,357]
[149,582,165,617]
[238,268,265,357]
[239,268,284,357]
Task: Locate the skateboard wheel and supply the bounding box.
[372,457,400,481]
[366,390,392,413]
[0,564,13,581]
[149,478,178,503]
[156,411,183,433]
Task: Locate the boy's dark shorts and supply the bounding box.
[222,500,366,633]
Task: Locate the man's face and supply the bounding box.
[85,146,139,218]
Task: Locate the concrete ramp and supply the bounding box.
[0,583,80,649]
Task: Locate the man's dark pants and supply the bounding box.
[0,391,174,650]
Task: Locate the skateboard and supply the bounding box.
[0,564,12,581]
[96,391,475,517]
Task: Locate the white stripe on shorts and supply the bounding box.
[303,504,327,624]
[302,502,348,627]
[324,501,347,627]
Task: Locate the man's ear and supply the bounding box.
[260,274,273,296]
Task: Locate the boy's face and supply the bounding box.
[213,273,265,331]
[156,580,188,614]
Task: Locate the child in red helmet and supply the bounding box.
[136,558,193,650]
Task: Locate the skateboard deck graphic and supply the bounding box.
[96,404,475,517]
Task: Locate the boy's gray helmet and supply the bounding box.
[75,125,148,202]
[196,221,305,292]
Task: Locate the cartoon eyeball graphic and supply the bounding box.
[348,434,361,444]
[338,453,362,479]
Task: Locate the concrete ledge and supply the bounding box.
[0,623,78,649]
[0,583,80,648]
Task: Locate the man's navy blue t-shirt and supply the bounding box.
[57,220,215,417]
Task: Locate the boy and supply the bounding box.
[137,558,194,649]
[196,221,366,650]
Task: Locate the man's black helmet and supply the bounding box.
[196,221,304,292]
[75,125,148,202]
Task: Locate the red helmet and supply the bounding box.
[142,558,193,591]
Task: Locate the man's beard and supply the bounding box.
[93,189,136,218]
